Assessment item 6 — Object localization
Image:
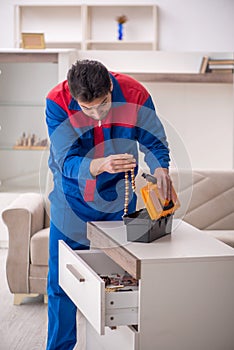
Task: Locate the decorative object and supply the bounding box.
[21,33,45,49]
[116,15,128,40]
[14,132,48,149]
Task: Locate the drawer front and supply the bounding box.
[105,290,138,327]
[59,240,139,335]
[59,240,105,334]
[86,323,139,350]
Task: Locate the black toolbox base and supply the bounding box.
[123,208,173,243]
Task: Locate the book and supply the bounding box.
[208,59,234,65]
[199,56,209,73]
[208,64,234,70]
[209,68,233,74]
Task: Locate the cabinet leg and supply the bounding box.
[13,293,39,305]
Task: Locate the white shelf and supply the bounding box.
[45,41,82,50]
[15,5,83,49]
[15,4,158,51]
[85,4,158,50]
[85,40,155,51]
[85,40,154,44]
[0,50,73,193]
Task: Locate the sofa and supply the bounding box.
[2,169,234,304]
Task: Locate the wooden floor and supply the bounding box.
[0,248,47,350]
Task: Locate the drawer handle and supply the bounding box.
[66,264,85,282]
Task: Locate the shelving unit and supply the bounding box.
[76,50,233,84]
[84,4,158,50]
[0,49,77,193]
[15,5,83,49]
[14,3,158,51]
[125,72,233,83]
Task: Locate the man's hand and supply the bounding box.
[153,168,172,201]
[90,154,136,177]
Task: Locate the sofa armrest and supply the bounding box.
[2,193,45,293]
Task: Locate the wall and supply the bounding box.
[0,0,232,170]
[0,1,233,167]
[0,0,234,51]
[147,82,233,170]
[77,50,234,170]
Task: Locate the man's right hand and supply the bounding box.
[90,154,136,177]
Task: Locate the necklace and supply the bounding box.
[124,169,136,216]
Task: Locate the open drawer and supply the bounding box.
[59,240,139,335]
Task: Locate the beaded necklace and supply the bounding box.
[123,169,136,215]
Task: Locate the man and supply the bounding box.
[45,59,171,349]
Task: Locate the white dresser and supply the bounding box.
[59,219,234,350]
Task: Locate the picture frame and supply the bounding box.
[21,33,45,49]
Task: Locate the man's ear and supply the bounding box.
[110,80,113,92]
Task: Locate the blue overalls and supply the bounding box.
[45,72,169,349]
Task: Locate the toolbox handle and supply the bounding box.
[142,173,157,184]
[162,200,174,211]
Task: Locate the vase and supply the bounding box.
[118,23,123,40]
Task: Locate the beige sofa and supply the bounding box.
[2,193,50,304]
[2,169,234,304]
[174,169,234,247]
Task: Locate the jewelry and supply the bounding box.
[124,171,129,215]
[124,169,136,215]
[131,168,136,192]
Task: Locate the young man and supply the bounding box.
[45,59,171,349]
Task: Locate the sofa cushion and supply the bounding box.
[30,227,49,266]
[204,230,234,248]
[175,170,234,230]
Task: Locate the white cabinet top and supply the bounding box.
[87,219,234,278]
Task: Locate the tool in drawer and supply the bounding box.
[140,172,180,220]
[100,272,138,292]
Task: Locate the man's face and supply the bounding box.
[78,92,112,121]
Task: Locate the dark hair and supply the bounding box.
[67,59,111,102]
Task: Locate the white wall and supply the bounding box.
[0,0,234,50]
[146,83,233,170]
[77,50,234,170]
[0,0,233,170]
